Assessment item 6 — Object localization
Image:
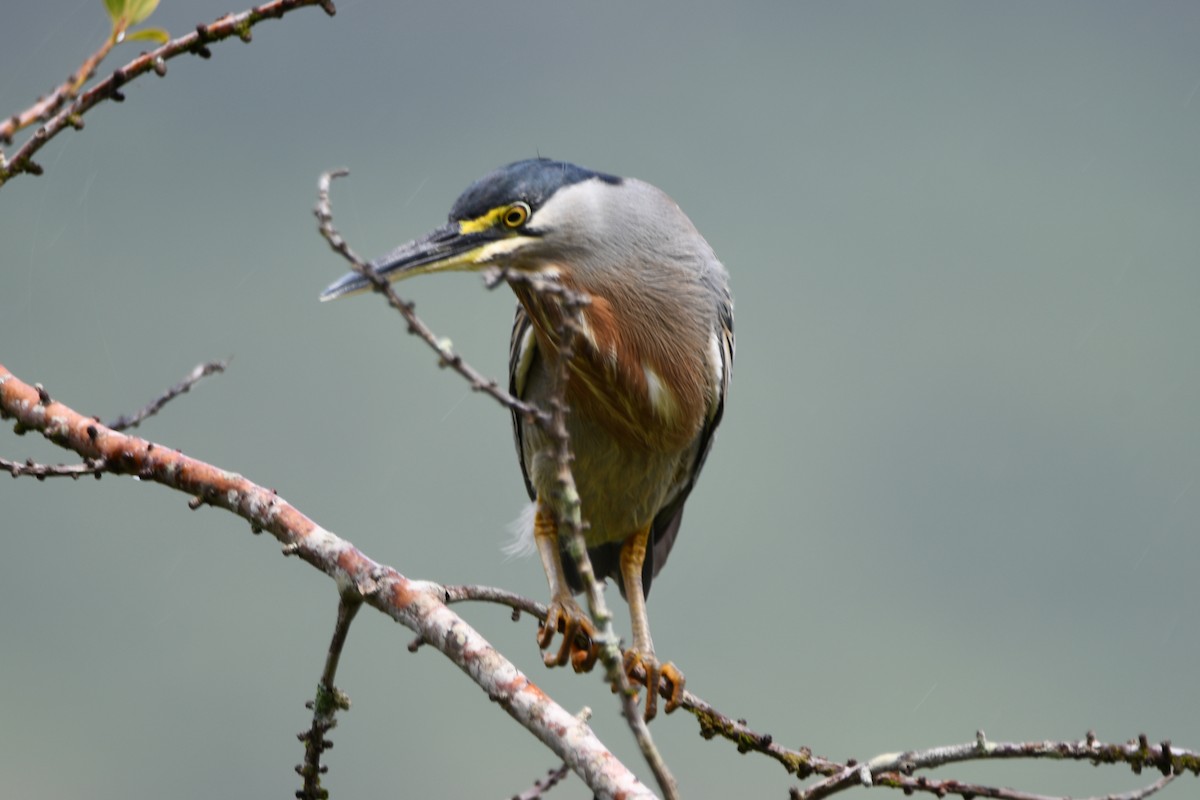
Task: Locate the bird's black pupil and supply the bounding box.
[506,207,523,226]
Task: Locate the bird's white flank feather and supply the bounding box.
[503,501,538,559]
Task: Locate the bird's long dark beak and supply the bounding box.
[319,222,504,302]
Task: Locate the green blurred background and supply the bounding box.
[2,2,1198,798]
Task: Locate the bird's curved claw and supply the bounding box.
[538,597,599,673]
[622,649,685,722]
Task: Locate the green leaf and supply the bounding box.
[124,27,170,44]
[125,0,160,26]
[104,0,126,24]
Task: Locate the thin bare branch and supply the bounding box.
[794,731,1199,800]
[681,690,835,779]
[1,456,107,479]
[443,583,549,620]
[297,597,361,800]
[867,731,1198,780]
[313,171,548,427]
[871,771,1175,800]
[510,762,572,800]
[107,359,230,431]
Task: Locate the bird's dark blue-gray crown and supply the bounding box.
[449,158,621,223]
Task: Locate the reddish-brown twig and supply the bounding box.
[0,0,337,187]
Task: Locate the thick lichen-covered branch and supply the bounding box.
[0,363,653,800]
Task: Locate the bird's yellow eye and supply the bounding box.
[502,202,530,229]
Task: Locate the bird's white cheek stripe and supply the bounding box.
[476,238,529,262]
[643,365,678,419]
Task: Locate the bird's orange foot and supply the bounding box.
[538,597,599,673]
[622,649,685,722]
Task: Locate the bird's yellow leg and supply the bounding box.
[533,500,598,673]
[619,524,685,722]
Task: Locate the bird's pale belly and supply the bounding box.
[521,399,698,547]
